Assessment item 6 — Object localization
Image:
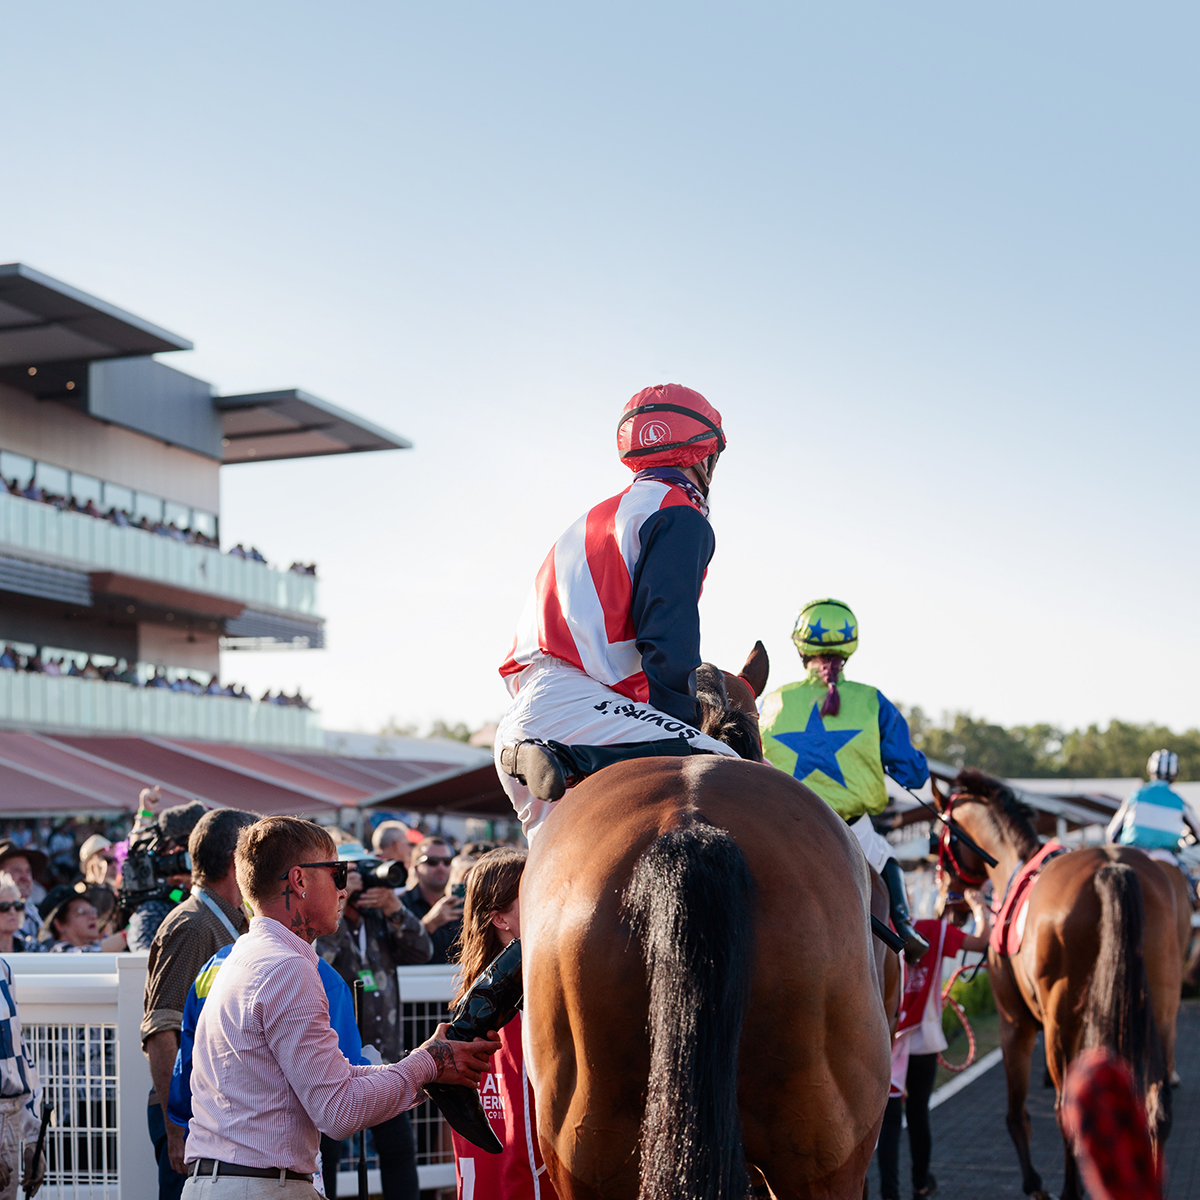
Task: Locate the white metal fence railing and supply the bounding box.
[7,955,461,1199]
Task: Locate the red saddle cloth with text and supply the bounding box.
[990,841,1066,957]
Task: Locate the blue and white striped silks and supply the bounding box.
[1115,780,1186,851]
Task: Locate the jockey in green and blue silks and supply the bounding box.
[760,599,930,961]
[1107,750,1189,863]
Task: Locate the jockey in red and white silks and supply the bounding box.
[496,385,738,839]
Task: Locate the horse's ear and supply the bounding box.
[739,640,769,698]
[930,775,946,813]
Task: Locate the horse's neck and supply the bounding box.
[985,839,1032,903]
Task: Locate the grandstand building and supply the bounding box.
[0,264,519,818]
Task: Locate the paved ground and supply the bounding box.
[873,999,1200,1199]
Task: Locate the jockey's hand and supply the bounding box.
[422,893,463,932]
[419,1023,501,1087]
[355,887,401,916]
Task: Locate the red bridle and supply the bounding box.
[937,794,990,889]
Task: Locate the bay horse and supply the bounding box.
[521,644,896,1200]
[934,769,1183,1200]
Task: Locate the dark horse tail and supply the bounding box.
[623,819,754,1200]
[1082,862,1168,1132]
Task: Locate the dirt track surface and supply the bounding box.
[873,999,1200,1198]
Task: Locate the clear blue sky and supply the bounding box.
[3,3,1197,736]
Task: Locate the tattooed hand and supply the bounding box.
[418,1022,501,1087]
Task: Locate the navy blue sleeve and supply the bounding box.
[629,505,716,728]
[876,690,929,789]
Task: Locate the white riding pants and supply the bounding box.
[495,660,739,840]
[850,814,896,875]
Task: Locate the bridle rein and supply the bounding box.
[937,793,991,892]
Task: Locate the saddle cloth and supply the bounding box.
[990,841,1066,957]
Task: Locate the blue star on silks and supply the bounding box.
[806,618,827,641]
[839,620,856,641]
[772,704,862,788]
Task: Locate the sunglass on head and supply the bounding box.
[417,856,453,867]
[0,902,19,913]
[280,861,350,890]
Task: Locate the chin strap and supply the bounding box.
[690,452,719,497]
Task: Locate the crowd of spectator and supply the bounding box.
[0,803,514,1200]
[5,476,220,548]
[0,646,314,708]
[4,474,317,575]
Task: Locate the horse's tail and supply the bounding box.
[1082,862,1165,1115]
[623,819,753,1200]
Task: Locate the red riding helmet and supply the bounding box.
[617,384,725,472]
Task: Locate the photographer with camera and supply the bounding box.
[141,808,256,1200]
[126,795,207,952]
[315,842,432,1200]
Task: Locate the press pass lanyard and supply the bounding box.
[197,889,240,941]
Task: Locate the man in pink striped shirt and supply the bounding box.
[182,817,499,1198]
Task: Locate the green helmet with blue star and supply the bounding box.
[792,598,858,660]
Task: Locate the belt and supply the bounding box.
[192,1159,311,1182]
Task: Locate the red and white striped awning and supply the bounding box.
[0,733,509,818]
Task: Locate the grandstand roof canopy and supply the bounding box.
[0,263,191,366]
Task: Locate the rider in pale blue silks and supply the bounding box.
[1106,749,1189,864]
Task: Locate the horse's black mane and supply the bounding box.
[695,664,762,763]
[952,767,1039,853]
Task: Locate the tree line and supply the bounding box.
[902,708,1200,782]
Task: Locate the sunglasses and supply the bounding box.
[0,902,19,913]
[417,856,453,868]
[280,861,350,889]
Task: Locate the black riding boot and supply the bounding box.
[882,858,930,963]
[424,939,524,1154]
[500,736,696,801]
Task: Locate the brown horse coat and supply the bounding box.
[521,755,892,1200]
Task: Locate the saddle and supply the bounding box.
[990,841,1067,957]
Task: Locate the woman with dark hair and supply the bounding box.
[450,847,557,1200]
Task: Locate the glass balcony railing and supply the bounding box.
[0,491,318,617]
[0,670,323,747]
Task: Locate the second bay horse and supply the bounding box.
[935,769,1183,1200]
[520,646,894,1200]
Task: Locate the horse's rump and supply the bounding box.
[522,754,892,1199]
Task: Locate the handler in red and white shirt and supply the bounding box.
[876,891,991,1200]
[497,384,739,840]
[183,816,499,1198]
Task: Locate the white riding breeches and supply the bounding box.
[850,814,896,875]
[495,659,739,840]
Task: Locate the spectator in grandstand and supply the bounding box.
[400,838,463,965]
[142,808,256,1200]
[0,954,46,1196]
[0,841,48,954]
[39,886,126,952]
[0,875,30,954]
[316,843,433,1200]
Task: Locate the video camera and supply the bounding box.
[345,856,407,903]
[116,802,204,916]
